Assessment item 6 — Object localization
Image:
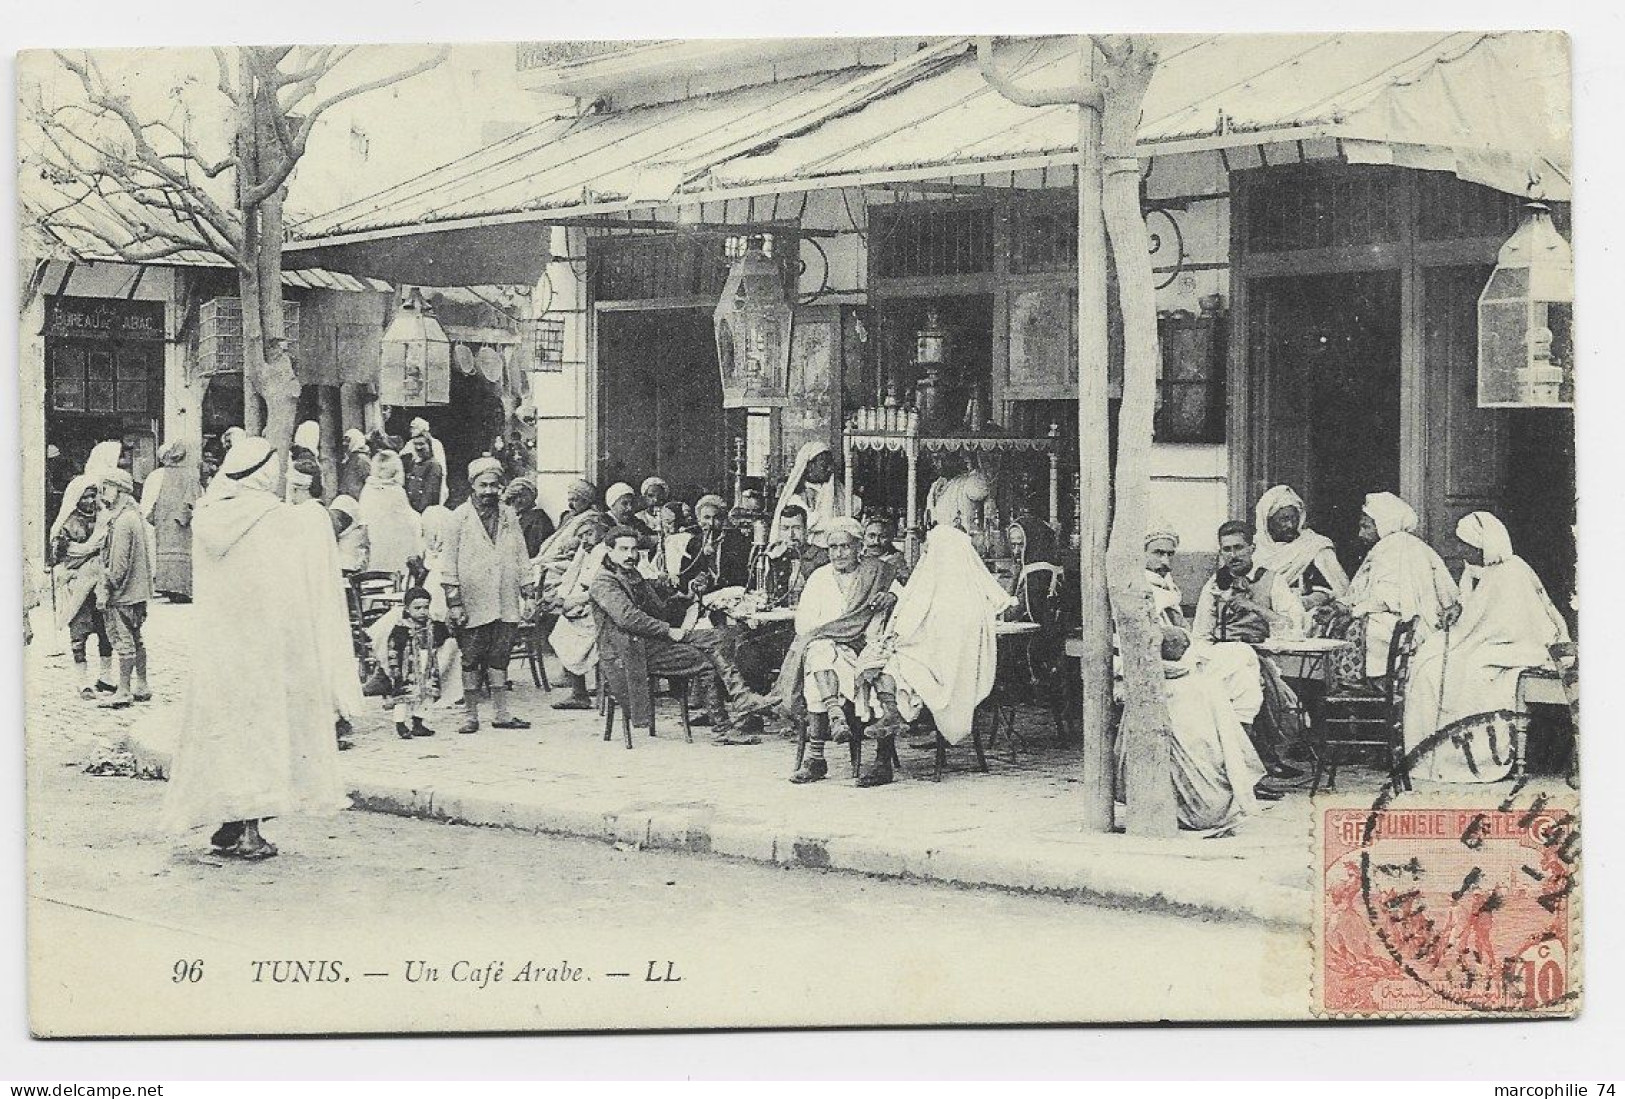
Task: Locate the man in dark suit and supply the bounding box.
[590,526,765,745]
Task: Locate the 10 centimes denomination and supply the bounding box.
[1316,714,1579,1017]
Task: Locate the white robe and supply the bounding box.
[357,477,422,579]
[1402,554,1570,783]
[294,500,365,724]
[1345,530,1459,678]
[794,564,887,708]
[1159,661,1267,831]
[862,525,1012,744]
[162,487,348,831]
[550,542,605,675]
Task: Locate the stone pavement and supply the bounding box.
[33,601,1324,927]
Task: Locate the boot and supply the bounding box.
[395,721,415,740]
[708,645,775,716]
[95,654,117,693]
[856,735,896,787]
[75,660,96,700]
[828,709,853,744]
[707,674,759,746]
[491,681,530,729]
[687,678,713,727]
[791,715,830,783]
[412,716,437,738]
[459,686,481,734]
[552,671,593,710]
[131,648,150,701]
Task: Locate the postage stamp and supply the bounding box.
[1316,795,1579,1017]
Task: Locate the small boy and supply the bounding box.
[95,469,153,708]
[387,587,451,739]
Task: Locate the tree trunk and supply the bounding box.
[1073,37,1114,833]
[235,50,267,437]
[1099,39,1178,837]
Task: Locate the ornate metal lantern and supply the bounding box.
[714,240,792,409]
[378,287,451,406]
[1477,202,1574,407]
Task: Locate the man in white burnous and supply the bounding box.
[162,438,350,860]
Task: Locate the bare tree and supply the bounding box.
[27,45,446,464]
[978,34,1177,835]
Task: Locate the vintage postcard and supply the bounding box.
[17,31,1579,1035]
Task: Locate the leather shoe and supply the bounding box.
[789,758,828,784]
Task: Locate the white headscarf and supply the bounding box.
[1456,511,1514,565]
[605,482,636,509]
[294,421,321,452]
[50,475,102,543]
[85,440,122,478]
[770,440,856,543]
[1253,484,1338,587]
[214,437,281,499]
[1363,492,1419,539]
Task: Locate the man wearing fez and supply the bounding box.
[442,456,536,734]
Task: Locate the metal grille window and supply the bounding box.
[872,203,994,279]
[1245,170,1403,253]
[1416,174,1525,241]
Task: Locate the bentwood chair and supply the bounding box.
[1312,616,1421,793]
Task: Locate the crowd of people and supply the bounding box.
[33,422,1574,855]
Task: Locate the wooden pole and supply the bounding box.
[1074,38,1114,833]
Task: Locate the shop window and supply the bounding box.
[872,202,994,280]
[51,343,153,416]
[1154,307,1227,444]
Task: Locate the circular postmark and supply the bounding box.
[1346,710,1580,1014]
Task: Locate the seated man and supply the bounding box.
[547,513,609,709]
[591,526,769,746]
[1328,492,1458,681]
[861,515,909,580]
[1143,526,1187,626]
[1188,519,1306,778]
[762,518,897,783]
[762,505,829,607]
[679,494,752,601]
[1191,520,1304,642]
[859,524,1011,787]
[1253,484,1349,611]
[1140,625,1273,831]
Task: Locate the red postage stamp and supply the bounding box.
[1317,805,1578,1017]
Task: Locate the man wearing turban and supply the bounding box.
[441,456,536,733]
[1335,492,1458,679]
[1399,512,1571,783]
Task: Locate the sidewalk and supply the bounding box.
[99,608,1317,927]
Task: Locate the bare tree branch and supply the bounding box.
[975,37,1102,110]
[245,45,447,207]
[51,49,243,250]
[212,47,237,104]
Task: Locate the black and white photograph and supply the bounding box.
[9,9,1605,1064]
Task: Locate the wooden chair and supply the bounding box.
[349,571,400,627]
[602,674,694,747]
[507,625,551,690]
[1312,616,1420,793]
[792,703,873,776]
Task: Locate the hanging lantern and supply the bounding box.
[714,240,792,408]
[915,307,948,367]
[378,288,451,406]
[1477,202,1574,408]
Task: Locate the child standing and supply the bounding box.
[388,587,449,739]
